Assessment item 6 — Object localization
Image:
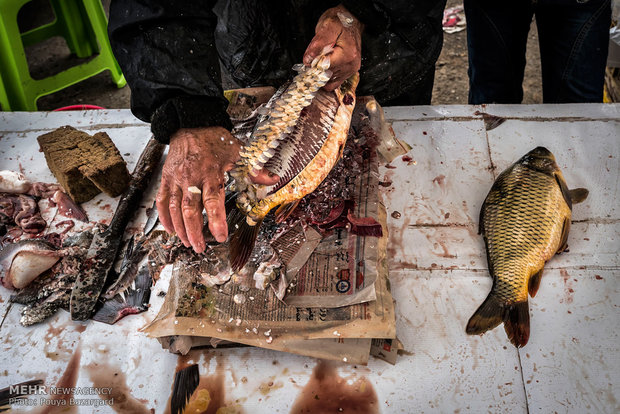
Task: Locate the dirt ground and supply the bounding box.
[433,0,543,105]
[20,0,543,111]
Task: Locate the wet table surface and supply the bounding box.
[0,104,618,413]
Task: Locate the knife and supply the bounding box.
[70,138,164,320]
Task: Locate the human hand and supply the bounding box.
[303,5,363,91]
[156,127,278,253]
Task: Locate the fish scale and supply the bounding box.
[467,147,588,347]
[484,164,568,303]
[264,90,339,191]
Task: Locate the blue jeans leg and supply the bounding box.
[535,0,611,103]
[464,0,535,104]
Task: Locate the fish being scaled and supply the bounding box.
[466,147,589,347]
[228,51,359,270]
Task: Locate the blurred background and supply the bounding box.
[9,0,620,111]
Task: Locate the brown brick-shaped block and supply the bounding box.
[78,132,131,197]
[37,126,101,203]
[37,126,131,203]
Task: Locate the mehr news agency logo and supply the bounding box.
[1,379,115,409]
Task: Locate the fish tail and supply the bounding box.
[170,364,200,414]
[466,293,531,347]
[503,301,530,347]
[466,293,504,336]
[229,215,263,272]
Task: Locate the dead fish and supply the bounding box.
[0,240,61,289]
[17,232,94,326]
[466,147,589,347]
[229,51,359,271]
[92,264,152,324]
[20,290,70,326]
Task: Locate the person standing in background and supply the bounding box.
[464,0,611,104]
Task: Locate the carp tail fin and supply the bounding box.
[466,292,504,337]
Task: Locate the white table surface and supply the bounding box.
[0,104,618,413]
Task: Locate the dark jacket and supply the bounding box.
[108,0,446,143]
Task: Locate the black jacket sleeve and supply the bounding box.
[108,0,232,144]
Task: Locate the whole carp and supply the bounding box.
[228,51,359,271]
[466,147,588,347]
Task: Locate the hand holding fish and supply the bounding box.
[303,5,363,92]
[156,127,277,253]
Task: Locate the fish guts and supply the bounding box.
[466,147,588,347]
[228,51,359,271]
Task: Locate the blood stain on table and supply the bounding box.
[289,360,379,414]
[560,269,575,304]
[43,320,86,361]
[432,174,446,187]
[40,344,81,413]
[85,361,150,413]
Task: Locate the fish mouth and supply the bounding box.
[521,146,557,173]
[529,146,553,159]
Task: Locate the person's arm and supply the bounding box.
[108,1,246,253]
[108,1,278,253]
[108,0,231,143]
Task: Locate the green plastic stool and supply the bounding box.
[0,0,126,111]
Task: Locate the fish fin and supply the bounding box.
[569,188,589,204]
[478,199,487,235]
[528,268,544,298]
[557,216,571,254]
[229,216,262,271]
[503,301,530,348]
[119,236,135,274]
[554,172,572,209]
[170,364,200,414]
[482,113,506,131]
[92,265,152,325]
[466,293,504,335]
[275,200,301,223]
